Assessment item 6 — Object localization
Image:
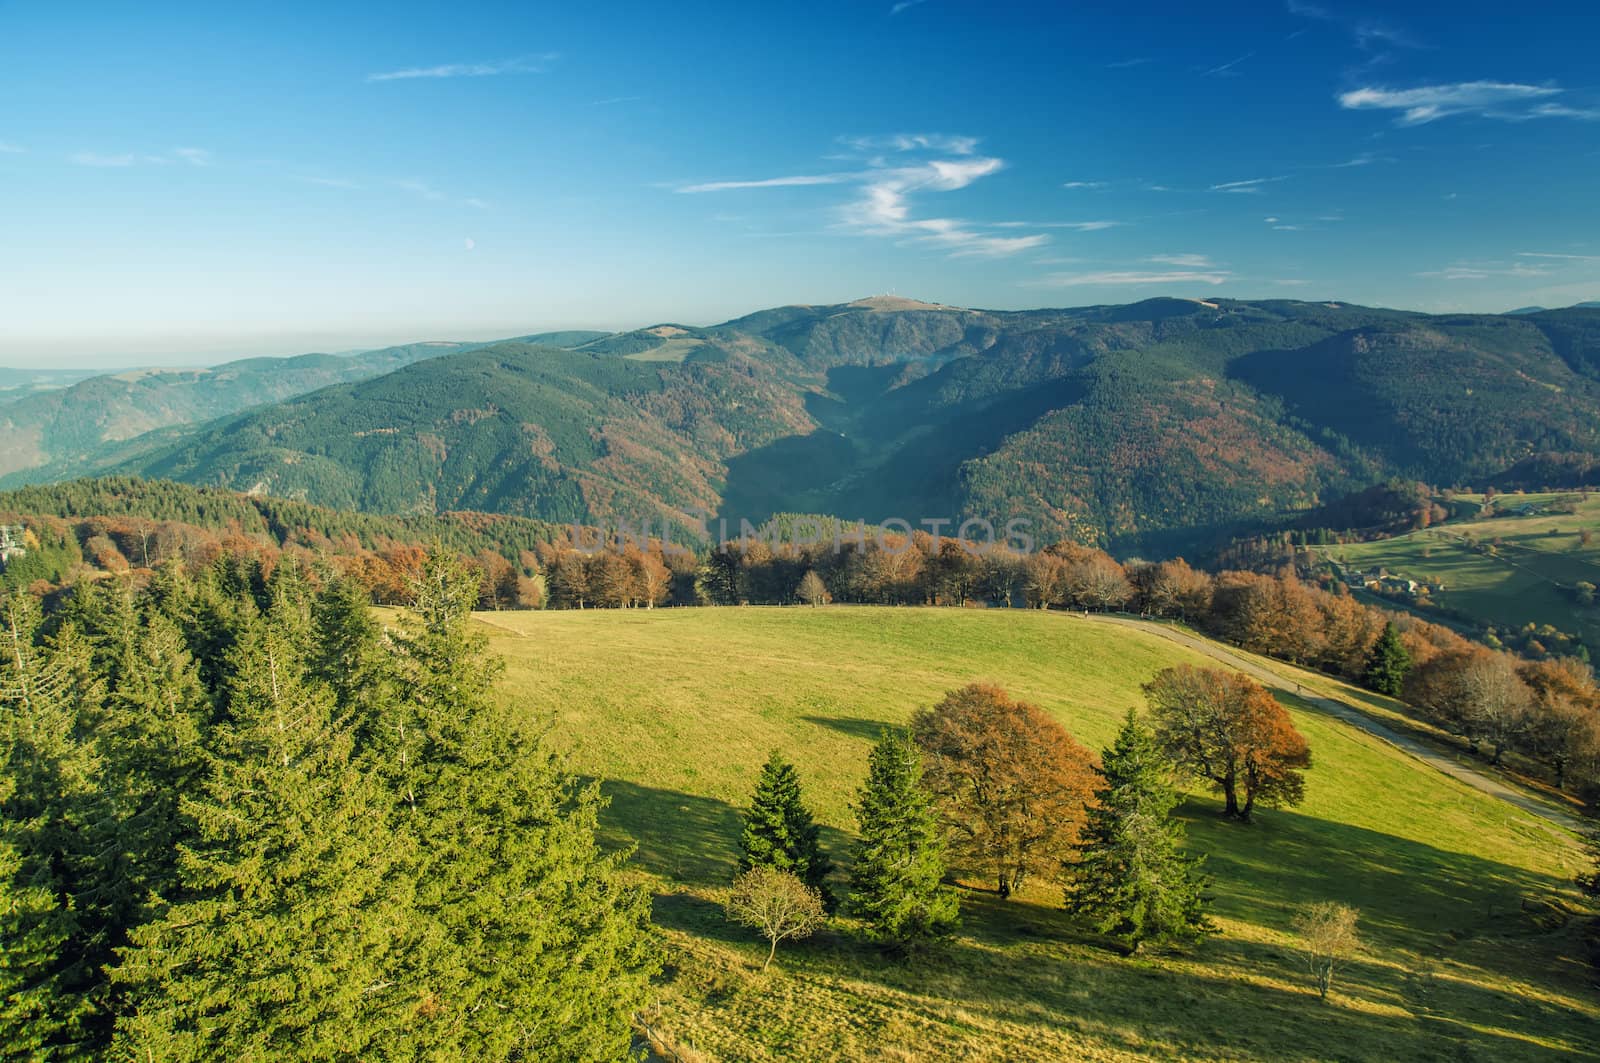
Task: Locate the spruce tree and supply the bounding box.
[112,600,411,1061]
[384,552,660,1059]
[739,750,834,907]
[1364,622,1411,696]
[1064,709,1212,953]
[0,594,109,1057]
[848,731,958,950]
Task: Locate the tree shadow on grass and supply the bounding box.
[798,715,902,742]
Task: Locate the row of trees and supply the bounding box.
[728,672,1311,959]
[0,553,658,1059]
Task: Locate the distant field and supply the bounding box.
[1314,492,1600,647]
[475,606,1596,1062]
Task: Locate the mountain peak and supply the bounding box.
[844,295,960,312]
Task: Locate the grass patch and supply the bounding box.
[477,606,1597,1061]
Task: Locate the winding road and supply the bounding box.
[1072,612,1587,836]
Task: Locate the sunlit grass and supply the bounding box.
[478,606,1597,1061]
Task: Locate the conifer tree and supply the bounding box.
[384,552,660,1059]
[112,600,411,1060]
[848,731,958,950]
[739,750,835,907]
[0,594,109,1057]
[1064,710,1212,953]
[1364,622,1411,696]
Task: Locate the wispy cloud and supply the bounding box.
[676,135,1047,258]
[1106,57,1152,69]
[1062,180,1107,190]
[678,173,856,193]
[890,0,928,12]
[1517,251,1600,262]
[396,178,446,200]
[1417,261,1552,281]
[1210,176,1286,193]
[1287,1,1421,53]
[296,175,363,190]
[1147,253,1215,268]
[1338,82,1594,125]
[0,141,24,154]
[590,95,643,106]
[368,53,558,82]
[70,152,138,167]
[1031,270,1231,287]
[174,147,212,166]
[1201,52,1254,77]
[994,220,1122,231]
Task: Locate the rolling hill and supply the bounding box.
[25,298,1600,554]
[0,331,610,484]
[478,605,1596,1061]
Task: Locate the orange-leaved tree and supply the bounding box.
[911,683,1099,897]
[1144,665,1310,822]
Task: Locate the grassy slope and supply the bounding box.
[1313,493,1600,646]
[477,607,1597,1062]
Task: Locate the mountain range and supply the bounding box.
[9,296,1600,553]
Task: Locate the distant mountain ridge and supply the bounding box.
[18,297,1600,553]
[0,331,611,482]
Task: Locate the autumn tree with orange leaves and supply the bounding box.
[911,683,1100,897]
[1144,666,1311,822]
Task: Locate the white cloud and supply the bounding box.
[678,173,856,193]
[462,197,490,210]
[0,141,24,154]
[368,54,558,82]
[1210,176,1286,193]
[70,152,137,167]
[1202,52,1254,77]
[396,178,445,201]
[297,175,362,190]
[1062,180,1107,189]
[174,147,212,166]
[464,238,476,251]
[678,135,1048,259]
[1273,278,1313,286]
[1031,270,1231,287]
[1337,82,1589,125]
[1147,253,1215,268]
[890,0,928,12]
[1417,262,1552,281]
[1517,251,1600,262]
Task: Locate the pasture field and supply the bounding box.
[1314,492,1600,648]
[478,606,1598,1062]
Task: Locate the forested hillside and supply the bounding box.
[24,299,1600,553]
[0,332,610,484]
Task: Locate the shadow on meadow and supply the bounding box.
[799,714,902,742]
[595,778,1596,1061]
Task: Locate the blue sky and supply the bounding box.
[2,0,1598,365]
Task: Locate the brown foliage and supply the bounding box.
[911,683,1100,897]
[1145,665,1311,821]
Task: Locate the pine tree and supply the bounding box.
[848,731,958,950]
[1364,623,1412,696]
[384,552,660,1059]
[0,594,109,1057]
[112,601,412,1061]
[739,750,835,907]
[1064,709,1212,953]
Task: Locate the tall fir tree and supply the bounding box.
[384,552,660,1059]
[848,731,958,950]
[0,594,110,1058]
[1364,622,1412,697]
[739,750,835,907]
[1063,710,1212,953]
[112,596,413,1061]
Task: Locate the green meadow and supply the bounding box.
[475,606,1598,1062]
[1314,492,1600,648]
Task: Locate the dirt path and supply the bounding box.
[1072,613,1587,836]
